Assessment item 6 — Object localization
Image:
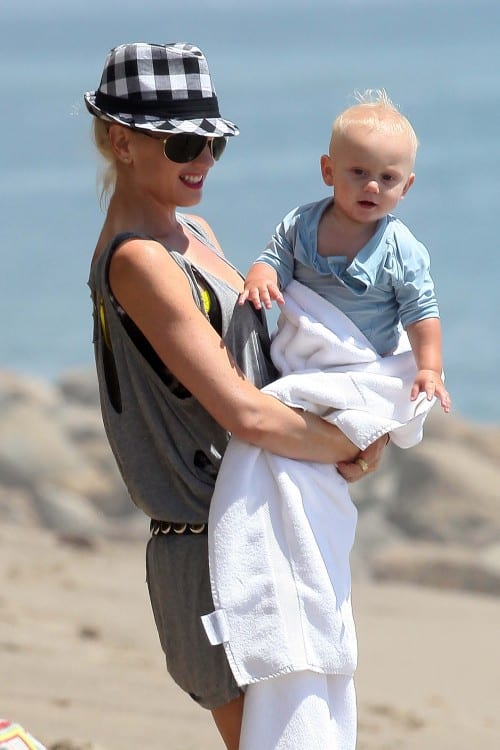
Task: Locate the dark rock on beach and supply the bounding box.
[1,367,499,595]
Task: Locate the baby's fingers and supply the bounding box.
[252,286,273,310]
[238,289,250,306]
[424,380,436,401]
[239,283,267,309]
[435,384,452,413]
[239,281,284,310]
[411,377,437,402]
[246,286,265,309]
[268,283,285,306]
[410,381,422,402]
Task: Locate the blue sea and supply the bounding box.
[1,0,498,422]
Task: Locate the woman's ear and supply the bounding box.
[108,124,133,164]
[320,153,334,187]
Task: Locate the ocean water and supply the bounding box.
[1,0,498,422]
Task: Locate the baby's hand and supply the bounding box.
[411,369,451,413]
[238,271,284,310]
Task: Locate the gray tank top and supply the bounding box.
[88,216,277,522]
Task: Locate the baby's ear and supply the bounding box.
[320,154,334,186]
[401,172,415,197]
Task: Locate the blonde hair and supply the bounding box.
[331,89,419,161]
[92,118,117,209]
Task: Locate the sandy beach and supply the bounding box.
[2,522,499,750]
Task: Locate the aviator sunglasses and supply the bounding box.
[142,131,227,163]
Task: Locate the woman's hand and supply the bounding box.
[336,434,389,483]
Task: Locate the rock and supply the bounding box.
[0,401,109,502]
[1,367,500,595]
[0,390,134,521]
[0,369,59,411]
[57,367,100,407]
[372,541,500,596]
[56,402,104,445]
[34,483,110,536]
[424,407,500,464]
[386,435,500,546]
[0,486,40,527]
[481,543,500,574]
[352,506,406,579]
[0,401,92,486]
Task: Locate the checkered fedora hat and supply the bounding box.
[84,42,238,137]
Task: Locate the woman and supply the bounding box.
[85,42,386,749]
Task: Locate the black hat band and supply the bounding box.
[94,90,221,119]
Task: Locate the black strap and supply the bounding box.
[101,232,221,397]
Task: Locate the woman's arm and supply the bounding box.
[108,238,360,465]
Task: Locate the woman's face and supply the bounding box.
[110,125,218,208]
[129,130,218,207]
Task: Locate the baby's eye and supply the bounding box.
[382,173,395,182]
[352,168,365,176]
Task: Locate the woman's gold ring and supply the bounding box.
[355,457,369,473]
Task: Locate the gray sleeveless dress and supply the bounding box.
[88,215,277,709]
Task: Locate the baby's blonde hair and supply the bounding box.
[92,118,117,209]
[330,89,419,162]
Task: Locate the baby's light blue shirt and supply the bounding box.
[257,197,439,356]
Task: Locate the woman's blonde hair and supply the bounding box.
[92,118,117,208]
[331,89,419,161]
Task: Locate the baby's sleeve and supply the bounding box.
[393,230,440,328]
[254,207,300,290]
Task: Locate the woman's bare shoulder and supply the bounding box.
[110,236,183,282]
[182,213,225,255]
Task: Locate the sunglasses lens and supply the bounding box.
[211,137,227,162]
[163,134,206,163]
[163,134,228,163]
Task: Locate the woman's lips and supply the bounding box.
[180,174,204,189]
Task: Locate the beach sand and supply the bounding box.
[2,522,499,750]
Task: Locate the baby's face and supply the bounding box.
[323,122,415,224]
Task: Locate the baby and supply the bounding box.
[240,90,450,412]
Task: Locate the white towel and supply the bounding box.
[202,281,435,686]
[268,280,435,450]
[239,671,357,750]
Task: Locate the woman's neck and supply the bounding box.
[93,183,190,262]
[110,180,192,237]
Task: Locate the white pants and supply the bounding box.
[239,671,357,750]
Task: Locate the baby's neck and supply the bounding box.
[317,204,380,261]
